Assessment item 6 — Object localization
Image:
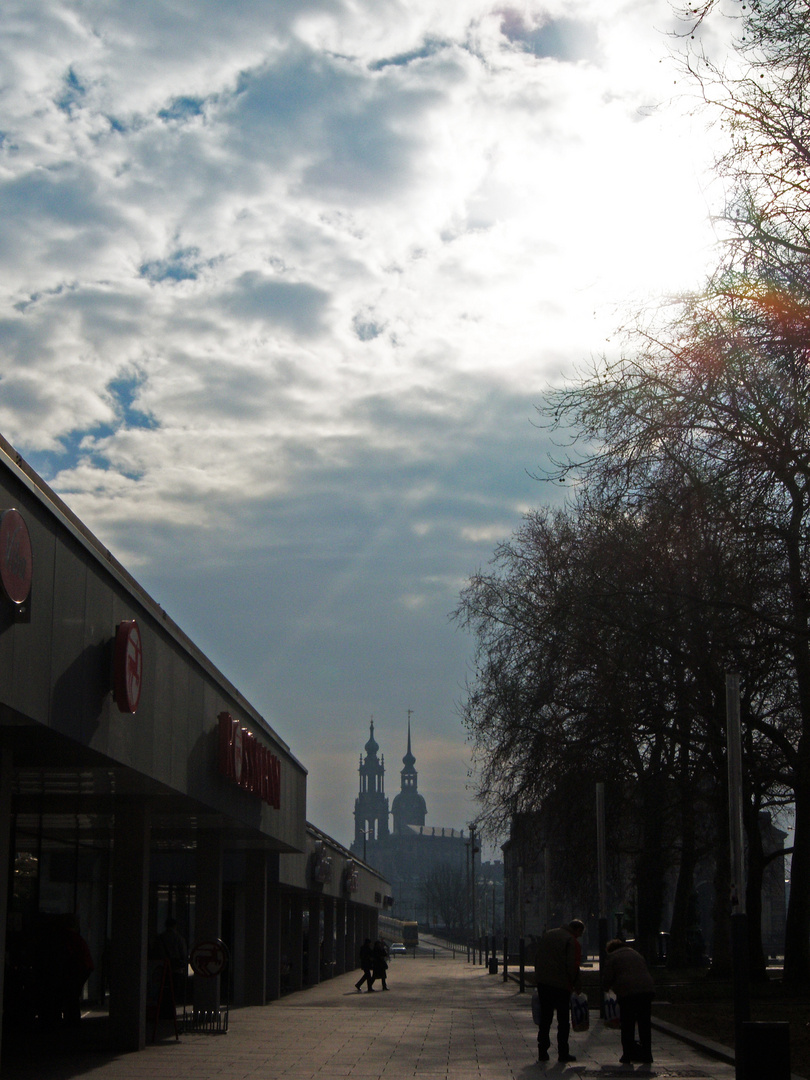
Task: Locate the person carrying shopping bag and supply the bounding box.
[603,938,655,1064]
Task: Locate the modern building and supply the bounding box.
[0,433,389,1064]
[350,720,466,926]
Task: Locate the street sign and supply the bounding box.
[190,939,229,978]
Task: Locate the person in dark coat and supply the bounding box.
[58,914,94,1025]
[355,938,375,992]
[372,940,389,990]
[533,919,584,1063]
[603,939,655,1064]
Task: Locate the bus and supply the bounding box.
[402,921,419,949]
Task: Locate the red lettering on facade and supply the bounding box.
[217,712,281,809]
[0,509,33,606]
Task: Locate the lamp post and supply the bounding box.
[361,827,373,864]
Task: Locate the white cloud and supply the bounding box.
[0,0,733,848]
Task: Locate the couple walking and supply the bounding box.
[355,938,388,992]
[534,920,654,1066]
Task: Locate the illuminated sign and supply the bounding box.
[344,861,359,894]
[114,620,143,713]
[0,509,33,606]
[312,842,332,884]
[218,712,281,809]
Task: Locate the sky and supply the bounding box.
[0,0,734,851]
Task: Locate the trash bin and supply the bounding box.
[488,956,498,974]
[740,1021,790,1080]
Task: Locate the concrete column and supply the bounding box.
[322,898,335,979]
[0,751,13,1070]
[345,901,356,972]
[266,886,282,1001]
[288,894,304,991]
[194,827,223,1019]
[243,849,267,1005]
[334,899,346,975]
[110,798,151,1051]
[306,895,320,985]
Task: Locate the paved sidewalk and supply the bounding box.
[1,953,745,1080]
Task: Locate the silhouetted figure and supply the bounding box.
[157,917,188,1016]
[533,919,584,1064]
[603,938,655,1064]
[58,914,94,1026]
[372,940,388,990]
[355,938,374,992]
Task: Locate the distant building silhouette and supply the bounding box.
[391,715,427,834]
[354,720,390,846]
[350,718,467,926]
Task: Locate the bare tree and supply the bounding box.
[544,243,810,980]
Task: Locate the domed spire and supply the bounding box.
[365,717,379,757]
[354,718,390,849]
[392,710,426,833]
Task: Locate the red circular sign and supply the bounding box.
[114,620,143,713]
[0,509,33,605]
[190,939,229,978]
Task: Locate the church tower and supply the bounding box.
[354,719,390,846]
[391,712,427,834]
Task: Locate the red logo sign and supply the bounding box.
[190,939,228,978]
[218,712,281,809]
[0,509,33,605]
[114,620,143,713]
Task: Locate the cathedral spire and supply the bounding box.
[365,716,379,757]
[391,710,426,834]
[403,709,415,769]
[353,717,389,849]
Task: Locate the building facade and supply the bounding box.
[0,434,389,1064]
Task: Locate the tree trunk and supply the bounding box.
[744,804,768,982]
[708,774,733,978]
[782,502,810,983]
[783,769,810,984]
[636,774,667,962]
[668,818,698,968]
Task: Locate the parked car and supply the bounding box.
[389,942,407,956]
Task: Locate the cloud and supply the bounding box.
[0,0,731,847]
[499,10,599,62]
[219,271,330,335]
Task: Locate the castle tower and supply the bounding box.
[354,719,390,846]
[391,712,427,834]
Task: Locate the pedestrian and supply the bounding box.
[533,919,584,1064]
[355,938,375,992]
[58,914,94,1026]
[603,938,655,1064]
[157,917,188,1014]
[372,940,389,990]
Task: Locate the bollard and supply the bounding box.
[503,936,509,983]
[740,1021,789,1080]
[519,937,526,993]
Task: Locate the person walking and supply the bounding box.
[355,938,375,992]
[157,917,188,1015]
[603,938,655,1064]
[372,940,389,990]
[533,919,584,1063]
[58,914,94,1026]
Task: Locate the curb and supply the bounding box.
[650,1017,735,1066]
[651,1017,806,1080]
